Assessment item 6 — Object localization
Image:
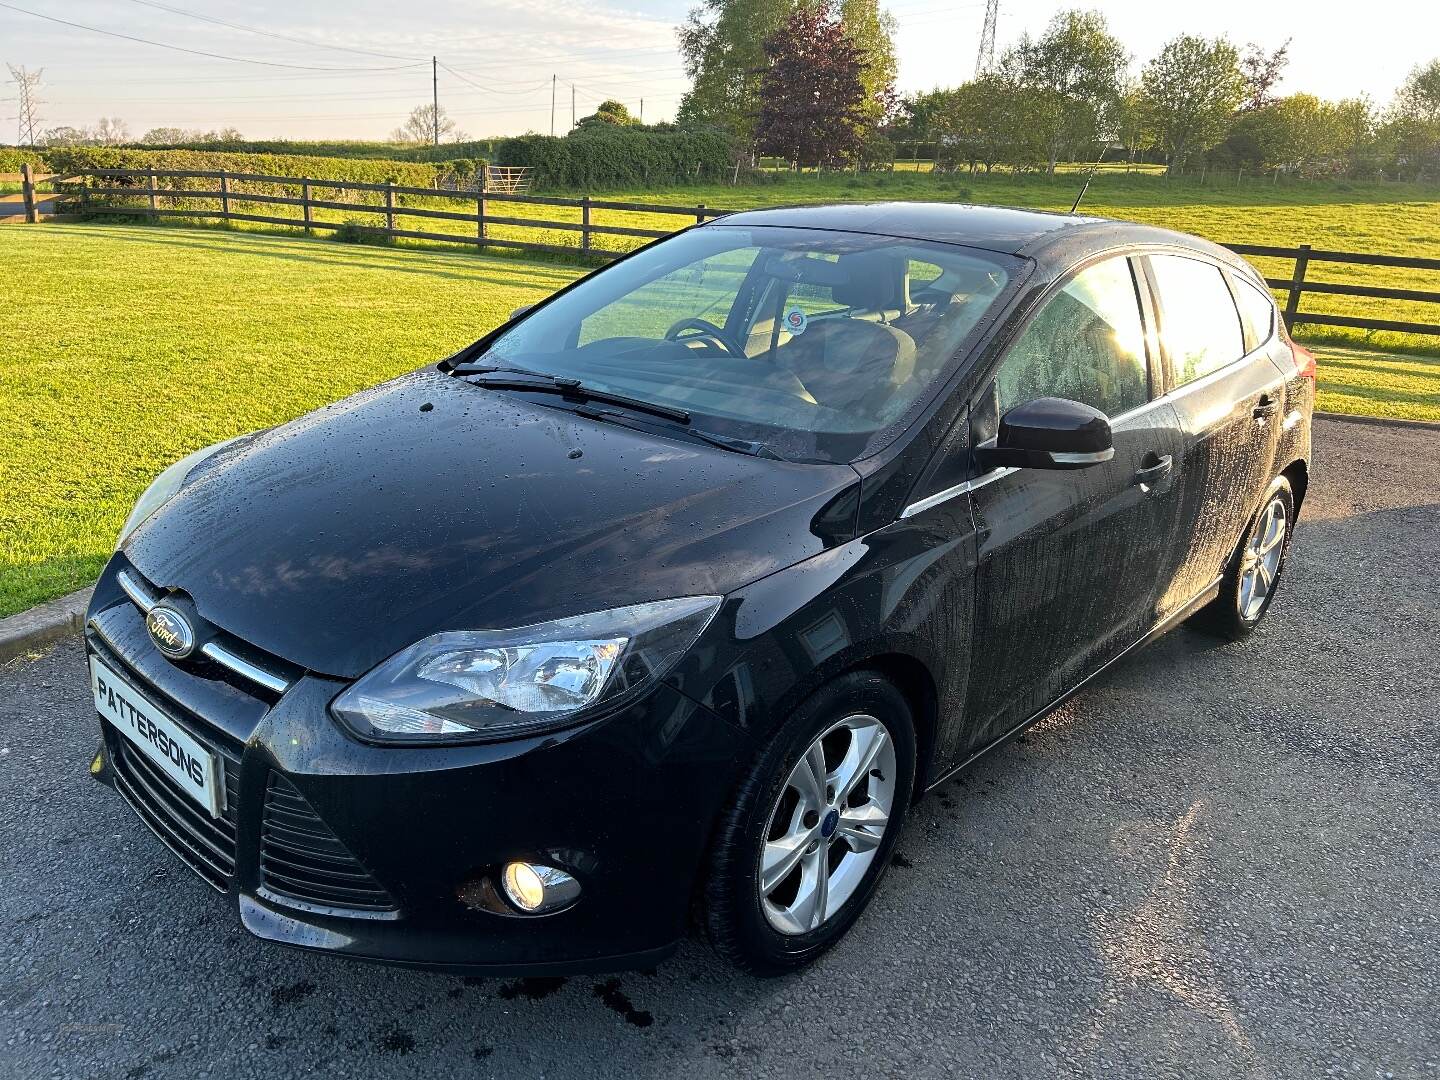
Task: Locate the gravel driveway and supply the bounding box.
[2,416,1436,1080]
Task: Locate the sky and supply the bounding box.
[2,0,1437,142]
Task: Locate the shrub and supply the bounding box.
[332,217,394,245]
[491,128,741,189]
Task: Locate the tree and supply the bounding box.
[754,2,869,168]
[1380,59,1440,180]
[575,99,639,128]
[1239,39,1290,112]
[94,116,129,145]
[1140,34,1244,172]
[141,126,245,145]
[1394,58,1440,123]
[390,104,466,145]
[998,9,1128,174]
[677,0,895,145]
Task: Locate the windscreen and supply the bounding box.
[480,225,1015,462]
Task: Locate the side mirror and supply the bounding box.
[510,304,533,321]
[975,397,1114,471]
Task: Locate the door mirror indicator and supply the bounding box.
[975,397,1115,471]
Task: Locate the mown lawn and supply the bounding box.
[85,169,1440,355]
[1,221,1435,618]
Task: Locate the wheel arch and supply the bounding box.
[854,652,940,799]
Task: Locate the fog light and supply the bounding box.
[500,861,581,914]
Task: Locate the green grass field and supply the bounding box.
[2,217,1436,618]
[83,169,1440,355]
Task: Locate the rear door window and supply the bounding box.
[1149,255,1246,386]
[1233,276,1277,352]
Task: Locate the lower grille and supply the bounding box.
[260,774,398,916]
[110,733,241,891]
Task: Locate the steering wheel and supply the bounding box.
[664,317,745,358]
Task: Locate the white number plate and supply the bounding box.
[90,655,224,818]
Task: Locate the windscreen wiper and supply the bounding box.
[461,373,692,425]
[574,406,785,461]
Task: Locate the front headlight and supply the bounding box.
[330,596,722,744]
[116,436,247,550]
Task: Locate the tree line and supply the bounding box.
[678,1,1440,181]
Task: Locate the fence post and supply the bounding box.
[20,162,37,223]
[148,170,158,218]
[580,195,591,253]
[219,171,230,221]
[1283,244,1311,334]
[696,202,706,224]
[302,180,313,235]
[477,190,486,242]
[384,182,395,234]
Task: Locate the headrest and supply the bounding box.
[832,251,908,313]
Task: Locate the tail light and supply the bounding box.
[1293,344,1317,381]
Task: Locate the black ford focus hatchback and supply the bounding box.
[86,203,1313,975]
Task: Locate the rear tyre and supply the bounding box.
[1190,475,1295,640]
[700,670,916,976]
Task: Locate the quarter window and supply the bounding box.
[1150,255,1246,385]
[1233,275,1277,352]
[996,257,1150,418]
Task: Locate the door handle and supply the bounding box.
[1253,397,1279,419]
[1134,455,1173,486]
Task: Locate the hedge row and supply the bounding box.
[492,129,740,189]
[0,146,46,172]
[37,147,445,187]
[128,139,500,163]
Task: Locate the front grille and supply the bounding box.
[110,729,241,892]
[260,774,398,916]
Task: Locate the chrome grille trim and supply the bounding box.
[116,568,158,612]
[200,641,291,695]
[114,565,293,696]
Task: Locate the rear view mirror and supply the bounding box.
[975,397,1114,471]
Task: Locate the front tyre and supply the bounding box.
[1191,475,1296,640]
[700,671,915,975]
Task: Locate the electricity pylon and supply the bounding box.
[6,64,43,145]
[975,0,999,77]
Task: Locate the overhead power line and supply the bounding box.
[121,0,429,62]
[0,2,429,72]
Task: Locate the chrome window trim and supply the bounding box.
[899,467,1019,518]
[200,642,291,695]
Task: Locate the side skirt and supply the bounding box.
[923,576,1223,793]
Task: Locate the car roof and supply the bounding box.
[708,201,1252,276]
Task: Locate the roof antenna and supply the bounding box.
[1070,157,1103,213]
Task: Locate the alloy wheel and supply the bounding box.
[758,714,897,935]
[1238,495,1288,621]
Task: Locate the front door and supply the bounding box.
[963,255,1187,751]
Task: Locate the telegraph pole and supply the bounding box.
[975,0,999,77]
[640,98,644,124]
[6,64,43,146]
[432,56,439,145]
[571,84,575,130]
[550,74,556,136]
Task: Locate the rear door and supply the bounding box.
[1141,254,1287,619]
[962,255,1187,751]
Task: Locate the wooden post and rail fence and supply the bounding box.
[11,168,1440,338]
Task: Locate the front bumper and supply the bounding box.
[85,562,744,975]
